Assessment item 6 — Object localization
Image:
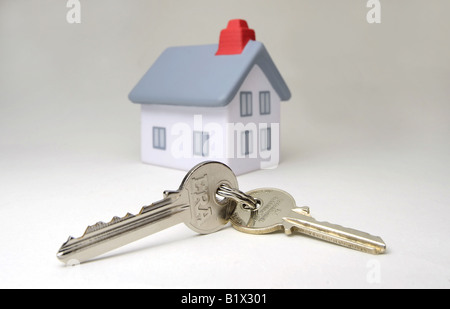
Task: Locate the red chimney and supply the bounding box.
[216,19,256,55]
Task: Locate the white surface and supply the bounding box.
[1,1,450,288]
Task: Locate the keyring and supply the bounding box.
[216,184,259,210]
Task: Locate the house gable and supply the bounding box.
[228,64,280,121]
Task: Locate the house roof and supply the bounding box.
[128,41,291,107]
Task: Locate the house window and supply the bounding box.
[153,127,166,150]
[259,91,271,115]
[193,131,209,157]
[260,127,272,151]
[241,130,253,156]
[240,92,252,117]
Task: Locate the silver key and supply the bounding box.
[230,188,386,254]
[57,161,238,264]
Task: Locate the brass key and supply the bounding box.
[230,188,386,254]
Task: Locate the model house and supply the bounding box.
[128,19,291,175]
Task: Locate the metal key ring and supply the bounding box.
[216,184,259,210]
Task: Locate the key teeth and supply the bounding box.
[62,236,75,246]
[83,213,137,236]
[84,221,107,235]
[111,216,121,223]
[58,236,77,252]
[284,227,293,235]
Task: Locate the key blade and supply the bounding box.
[57,212,137,264]
[283,213,386,255]
[57,196,189,264]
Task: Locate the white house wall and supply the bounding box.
[140,64,281,175]
[225,64,281,174]
[141,104,229,171]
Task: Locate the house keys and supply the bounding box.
[57,161,386,264]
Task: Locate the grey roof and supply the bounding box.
[128,41,290,107]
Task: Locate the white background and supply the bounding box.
[1,0,449,288]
